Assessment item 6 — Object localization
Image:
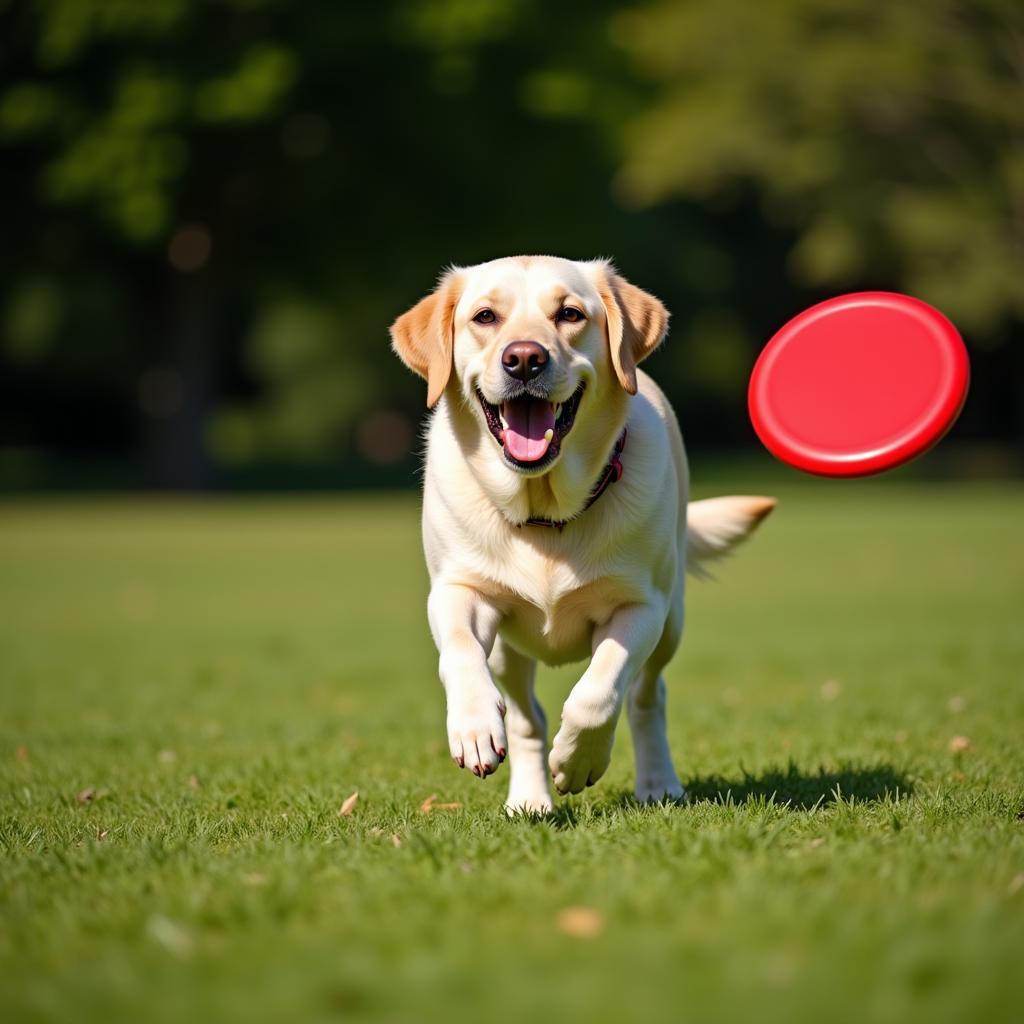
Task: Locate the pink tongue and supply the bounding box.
[502,398,555,462]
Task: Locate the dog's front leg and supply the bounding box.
[549,601,666,795]
[427,583,507,778]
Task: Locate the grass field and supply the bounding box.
[1,481,1023,1023]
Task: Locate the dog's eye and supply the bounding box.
[557,307,585,324]
[472,309,497,325]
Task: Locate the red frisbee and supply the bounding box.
[748,292,969,477]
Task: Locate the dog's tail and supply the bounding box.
[686,496,776,579]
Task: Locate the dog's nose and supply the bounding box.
[501,341,549,382]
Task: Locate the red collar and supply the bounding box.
[521,429,627,531]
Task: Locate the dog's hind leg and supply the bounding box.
[626,599,686,804]
[489,635,552,815]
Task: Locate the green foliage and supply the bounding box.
[614,0,1024,337]
[1,484,1023,1020]
[2,276,62,362]
[211,301,372,461]
[3,3,297,242]
[0,0,1020,477]
[32,0,189,70]
[194,45,297,124]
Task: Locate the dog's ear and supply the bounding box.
[390,270,464,408]
[597,265,670,395]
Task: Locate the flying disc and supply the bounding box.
[748,292,969,477]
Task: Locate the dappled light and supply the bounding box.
[0,0,1020,487]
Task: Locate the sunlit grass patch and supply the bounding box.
[1,485,1023,1023]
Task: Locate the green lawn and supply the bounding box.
[1,483,1023,1023]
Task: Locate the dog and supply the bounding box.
[390,255,774,812]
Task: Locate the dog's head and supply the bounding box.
[391,256,669,476]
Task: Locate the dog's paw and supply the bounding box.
[446,691,508,778]
[634,775,688,805]
[504,790,554,817]
[505,771,554,815]
[548,698,618,796]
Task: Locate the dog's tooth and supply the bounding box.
[499,413,509,429]
[544,428,554,443]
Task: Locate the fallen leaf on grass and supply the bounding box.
[338,791,359,816]
[419,793,462,813]
[96,828,109,841]
[949,735,971,754]
[556,906,604,939]
[188,774,201,789]
[368,823,399,847]
[808,837,826,848]
[76,788,96,804]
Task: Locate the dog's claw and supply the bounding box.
[447,691,508,779]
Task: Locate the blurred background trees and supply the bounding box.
[1,0,1021,488]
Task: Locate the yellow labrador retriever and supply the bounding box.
[391,256,774,812]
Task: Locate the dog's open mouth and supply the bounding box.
[476,385,584,469]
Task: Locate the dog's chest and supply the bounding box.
[486,541,642,665]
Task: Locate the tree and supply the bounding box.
[613,0,1024,340]
[2,0,1021,486]
[2,0,675,484]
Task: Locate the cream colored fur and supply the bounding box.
[391,256,774,812]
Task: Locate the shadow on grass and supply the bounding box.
[681,760,913,810]
[533,760,914,829]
